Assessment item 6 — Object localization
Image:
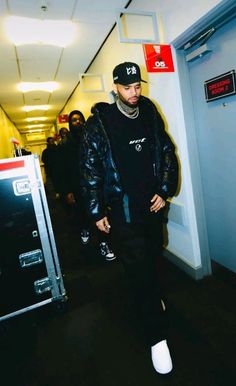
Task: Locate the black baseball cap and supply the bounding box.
[113,62,147,85]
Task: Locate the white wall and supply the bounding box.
[63,0,223,275]
[130,0,222,43]
[127,0,222,273]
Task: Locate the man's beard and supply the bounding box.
[117,91,140,107]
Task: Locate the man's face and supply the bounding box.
[60,128,68,138]
[113,82,142,107]
[71,114,84,127]
[48,138,55,146]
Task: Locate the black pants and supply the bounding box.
[61,192,111,246]
[59,191,90,232]
[110,210,168,346]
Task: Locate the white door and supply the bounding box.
[187,17,236,272]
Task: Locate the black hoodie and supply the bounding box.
[58,110,85,195]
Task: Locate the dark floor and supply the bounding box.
[1,190,236,386]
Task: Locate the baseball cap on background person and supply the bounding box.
[113,62,147,85]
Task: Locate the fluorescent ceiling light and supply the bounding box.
[27,124,47,128]
[23,105,49,112]
[21,129,45,133]
[28,129,44,133]
[26,117,48,122]
[18,82,59,93]
[4,16,77,47]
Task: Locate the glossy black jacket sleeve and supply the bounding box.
[79,116,108,222]
[141,97,179,200]
[158,128,179,200]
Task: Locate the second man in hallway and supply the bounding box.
[58,109,116,261]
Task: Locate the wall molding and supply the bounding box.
[164,249,204,280]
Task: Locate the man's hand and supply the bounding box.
[150,194,165,213]
[96,216,111,233]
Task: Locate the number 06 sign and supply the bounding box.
[143,44,175,73]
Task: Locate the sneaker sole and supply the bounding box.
[105,256,117,261]
[81,239,89,244]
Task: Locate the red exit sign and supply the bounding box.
[204,70,236,102]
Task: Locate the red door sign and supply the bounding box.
[143,44,175,72]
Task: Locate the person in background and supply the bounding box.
[20,148,32,156]
[58,127,69,146]
[42,136,60,197]
[80,62,179,374]
[58,110,116,261]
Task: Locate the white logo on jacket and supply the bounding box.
[129,137,146,145]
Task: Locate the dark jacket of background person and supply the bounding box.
[42,136,60,192]
[57,110,85,199]
[80,96,179,222]
[42,137,57,177]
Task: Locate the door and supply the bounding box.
[187,17,236,272]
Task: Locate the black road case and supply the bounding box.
[0,154,66,321]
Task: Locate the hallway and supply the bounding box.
[1,190,236,386]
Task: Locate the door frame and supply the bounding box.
[171,0,236,277]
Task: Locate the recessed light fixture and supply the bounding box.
[4,16,77,47]
[28,129,45,133]
[23,105,49,112]
[27,124,47,128]
[25,117,48,122]
[18,81,59,93]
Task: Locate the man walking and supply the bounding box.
[80,62,178,374]
[58,110,115,261]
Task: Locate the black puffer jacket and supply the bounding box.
[80,96,179,222]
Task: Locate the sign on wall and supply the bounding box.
[204,70,236,102]
[57,114,68,124]
[143,44,175,72]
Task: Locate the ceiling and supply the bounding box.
[0,0,131,141]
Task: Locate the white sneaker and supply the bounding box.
[161,299,166,311]
[151,339,173,374]
[100,242,116,261]
[80,229,90,245]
